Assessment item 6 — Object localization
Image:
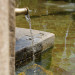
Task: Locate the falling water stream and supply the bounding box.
[25,14,37,75]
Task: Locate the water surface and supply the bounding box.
[16,0,75,75]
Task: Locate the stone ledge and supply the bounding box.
[15,27,55,68]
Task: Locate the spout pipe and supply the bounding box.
[15,8,28,16]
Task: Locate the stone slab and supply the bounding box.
[16,27,55,51]
[15,27,55,68]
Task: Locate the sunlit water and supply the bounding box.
[16,0,75,75]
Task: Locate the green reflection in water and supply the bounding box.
[16,0,75,75]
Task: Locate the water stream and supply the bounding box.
[25,14,37,75]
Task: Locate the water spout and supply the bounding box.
[15,8,28,16]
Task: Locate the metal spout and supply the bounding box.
[15,8,28,16]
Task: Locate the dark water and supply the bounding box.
[16,0,75,75]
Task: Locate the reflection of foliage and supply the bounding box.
[47,0,75,3]
[16,0,38,9]
[65,0,75,3]
[27,64,53,75]
[72,12,75,20]
[18,64,53,75]
[18,72,25,75]
[15,0,75,8]
[41,48,52,70]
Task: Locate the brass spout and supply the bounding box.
[15,8,28,16]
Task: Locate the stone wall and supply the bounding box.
[9,0,15,75]
[0,0,15,75]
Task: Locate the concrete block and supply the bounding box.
[15,27,55,68]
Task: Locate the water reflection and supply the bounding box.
[62,24,70,59]
[58,3,75,12]
[58,3,75,8]
[43,24,47,31]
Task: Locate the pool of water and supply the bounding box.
[16,0,75,75]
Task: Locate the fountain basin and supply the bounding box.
[15,27,55,68]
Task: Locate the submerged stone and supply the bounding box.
[18,64,53,75]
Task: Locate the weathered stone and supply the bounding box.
[0,1,9,75]
[15,27,55,68]
[9,0,15,75]
[0,0,15,75]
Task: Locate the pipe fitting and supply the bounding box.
[15,7,29,16]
